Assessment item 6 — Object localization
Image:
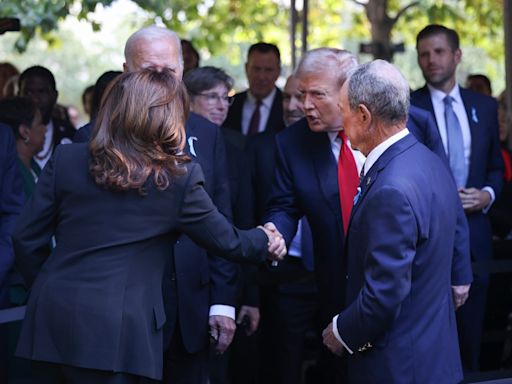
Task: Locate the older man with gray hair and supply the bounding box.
[322,60,464,384]
[124,26,239,384]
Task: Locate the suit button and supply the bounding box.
[170,273,176,281]
[345,275,349,280]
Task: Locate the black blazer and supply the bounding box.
[223,88,285,134]
[12,144,268,380]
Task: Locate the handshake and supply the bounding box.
[258,222,287,262]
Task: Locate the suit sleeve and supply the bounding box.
[207,127,240,307]
[484,99,504,197]
[262,133,301,245]
[12,148,58,287]
[0,127,25,287]
[337,186,417,349]
[178,164,268,264]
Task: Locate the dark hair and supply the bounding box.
[89,69,190,195]
[18,65,57,91]
[0,97,38,139]
[82,85,94,104]
[91,71,122,119]
[466,74,492,95]
[183,66,233,96]
[416,24,460,51]
[248,42,281,62]
[181,39,200,67]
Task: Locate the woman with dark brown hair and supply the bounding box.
[12,69,285,384]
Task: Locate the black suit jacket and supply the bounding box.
[12,144,267,380]
[72,113,239,353]
[223,88,285,134]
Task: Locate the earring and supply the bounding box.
[23,136,30,144]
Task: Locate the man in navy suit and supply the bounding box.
[121,26,238,383]
[223,42,285,135]
[264,47,472,383]
[323,59,464,384]
[411,24,504,371]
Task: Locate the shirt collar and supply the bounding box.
[364,128,409,176]
[247,87,277,108]
[428,83,462,105]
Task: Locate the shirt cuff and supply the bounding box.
[209,305,235,320]
[332,314,354,354]
[481,186,495,213]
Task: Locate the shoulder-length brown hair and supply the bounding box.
[89,69,190,194]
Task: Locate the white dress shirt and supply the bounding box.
[241,88,277,135]
[427,84,495,207]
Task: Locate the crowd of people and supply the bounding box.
[0,21,511,384]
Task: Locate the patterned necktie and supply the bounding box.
[353,166,365,207]
[248,99,262,135]
[337,130,359,235]
[443,96,467,188]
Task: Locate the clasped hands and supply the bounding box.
[258,222,287,262]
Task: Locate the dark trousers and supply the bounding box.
[457,273,489,372]
[163,324,209,384]
[32,361,159,384]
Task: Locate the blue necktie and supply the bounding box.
[443,96,467,188]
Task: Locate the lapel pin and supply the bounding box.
[188,136,198,157]
[471,107,479,123]
[366,176,371,185]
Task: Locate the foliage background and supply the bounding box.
[0,0,506,124]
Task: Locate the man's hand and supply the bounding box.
[322,323,344,357]
[260,222,287,262]
[452,284,471,310]
[237,305,260,336]
[209,315,236,354]
[459,188,491,213]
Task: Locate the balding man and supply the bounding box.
[263,47,471,383]
[123,26,238,384]
[323,59,463,384]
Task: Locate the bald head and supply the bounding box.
[123,26,184,78]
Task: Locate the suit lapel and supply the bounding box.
[413,86,438,128]
[350,134,418,221]
[311,131,342,221]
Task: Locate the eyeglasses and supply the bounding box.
[195,92,234,106]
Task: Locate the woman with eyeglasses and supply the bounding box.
[183,66,234,127]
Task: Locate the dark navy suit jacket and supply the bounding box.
[411,86,504,262]
[0,124,24,300]
[223,88,285,134]
[73,113,238,353]
[12,144,267,380]
[337,134,463,383]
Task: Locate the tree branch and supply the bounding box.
[352,0,368,9]
[392,1,420,24]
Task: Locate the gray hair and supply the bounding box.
[124,26,183,69]
[346,60,409,125]
[183,66,233,96]
[296,48,358,89]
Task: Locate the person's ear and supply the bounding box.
[358,104,372,128]
[19,123,31,143]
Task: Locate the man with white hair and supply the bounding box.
[263,48,471,383]
[124,26,238,384]
[322,59,463,383]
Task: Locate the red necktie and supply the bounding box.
[502,148,512,182]
[248,99,262,135]
[337,130,359,234]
